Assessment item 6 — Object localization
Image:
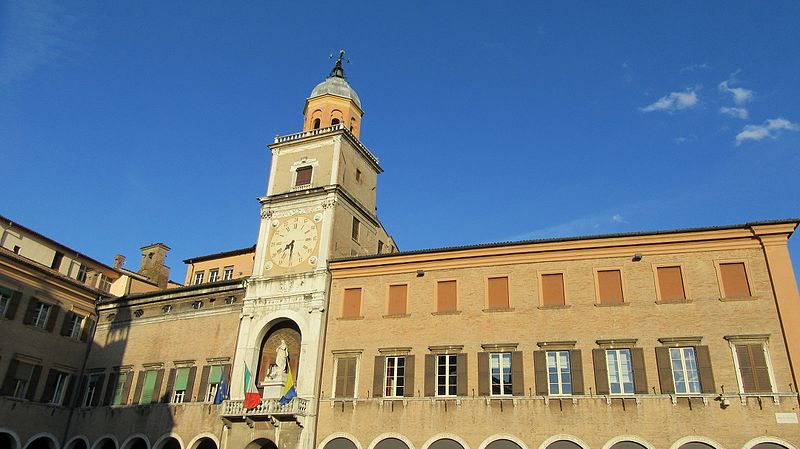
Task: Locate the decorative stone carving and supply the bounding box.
[261,208,272,219]
[322,198,337,209]
[308,256,317,266]
[313,213,323,222]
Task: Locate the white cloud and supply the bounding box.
[718,75,753,105]
[680,63,710,73]
[719,106,749,120]
[675,135,697,145]
[735,118,800,145]
[640,89,699,113]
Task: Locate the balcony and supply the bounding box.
[273,123,379,166]
[219,397,309,421]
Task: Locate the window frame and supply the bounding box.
[383,355,406,398]
[0,291,9,317]
[111,371,129,406]
[714,259,756,300]
[294,166,314,187]
[546,350,573,396]
[205,364,226,403]
[222,266,234,280]
[10,361,35,399]
[489,352,513,397]
[669,346,701,394]
[593,267,628,306]
[208,269,219,283]
[32,302,52,329]
[351,217,360,242]
[605,348,635,395]
[82,373,102,407]
[726,336,776,394]
[435,354,458,397]
[331,352,361,399]
[385,283,409,317]
[49,372,70,405]
[434,279,459,314]
[171,366,192,404]
[652,263,690,303]
[193,271,204,285]
[68,314,84,339]
[484,275,512,311]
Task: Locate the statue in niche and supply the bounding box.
[266,339,289,380]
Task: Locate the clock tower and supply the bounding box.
[227,52,395,449]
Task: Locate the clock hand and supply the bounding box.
[288,240,295,262]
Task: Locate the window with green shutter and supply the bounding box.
[205,365,224,402]
[140,370,158,404]
[112,372,128,405]
[172,367,190,403]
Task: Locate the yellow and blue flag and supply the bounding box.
[278,364,297,404]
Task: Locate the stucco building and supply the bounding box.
[1,56,798,449]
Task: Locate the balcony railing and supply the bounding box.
[273,124,379,166]
[220,398,309,418]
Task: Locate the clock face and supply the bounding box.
[268,217,319,268]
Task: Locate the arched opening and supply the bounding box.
[156,438,181,449]
[546,442,582,449]
[323,438,358,449]
[610,443,648,449]
[752,444,789,449]
[257,320,302,390]
[679,443,716,449]
[313,118,321,129]
[191,438,217,449]
[375,439,409,449]
[25,437,57,449]
[331,118,340,125]
[1,433,18,449]
[245,439,277,449]
[123,438,148,449]
[486,440,522,449]
[67,440,89,449]
[429,440,465,449]
[95,438,117,449]
[349,117,358,134]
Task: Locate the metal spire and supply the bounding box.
[328,49,350,79]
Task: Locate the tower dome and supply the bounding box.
[303,51,364,137]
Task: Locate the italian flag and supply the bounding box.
[243,363,262,409]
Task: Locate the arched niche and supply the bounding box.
[752,444,788,449]
[375,439,410,449]
[245,439,278,449]
[546,442,583,449]
[610,443,648,449]
[679,443,716,449]
[430,440,465,449]
[123,438,149,449]
[257,320,302,385]
[155,438,181,449]
[1,432,19,449]
[25,437,58,449]
[67,439,89,449]
[191,438,218,449]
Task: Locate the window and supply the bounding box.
[82,373,102,407]
[13,245,21,254]
[384,356,405,397]
[597,269,624,305]
[0,288,10,317]
[68,314,84,339]
[387,284,407,316]
[342,288,362,318]
[355,169,362,182]
[51,251,64,270]
[377,240,384,254]
[49,372,70,405]
[209,269,219,283]
[192,301,203,310]
[486,276,510,309]
[111,372,129,405]
[334,357,357,398]
[194,271,204,285]
[547,351,572,395]
[436,354,458,397]
[6,361,37,399]
[436,280,458,313]
[489,352,513,396]
[719,262,751,298]
[223,266,234,280]
[313,118,321,129]
[33,302,51,329]
[656,266,686,302]
[98,274,112,292]
[172,367,192,403]
[206,365,225,402]
[734,343,773,393]
[295,166,313,186]
[606,349,634,394]
[76,265,88,283]
[669,347,701,394]
[351,217,360,242]
[331,118,341,125]
[541,273,565,307]
[139,370,159,404]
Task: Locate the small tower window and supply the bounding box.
[295,166,313,186]
[355,169,362,182]
[313,118,321,129]
[331,118,340,126]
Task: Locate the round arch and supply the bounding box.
[245,439,278,449]
[0,428,22,449]
[92,435,120,449]
[367,434,415,449]
[153,434,184,449]
[120,434,151,449]
[420,434,472,449]
[601,437,656,449]
[318,435,363,449]
[186,434,220,449]
[65,436,91,449]
[478,435,530,449]
[537,435,591,449]
[669,437,724,449]
[252,313,309,349]
[742,438,799,449]
[24,433,60,449]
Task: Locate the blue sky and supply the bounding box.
[1,1,799,282]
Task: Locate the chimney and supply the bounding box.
[113,254,126,269]
[138,243,171,289]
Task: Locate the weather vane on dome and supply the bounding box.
[328,49,350,79]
